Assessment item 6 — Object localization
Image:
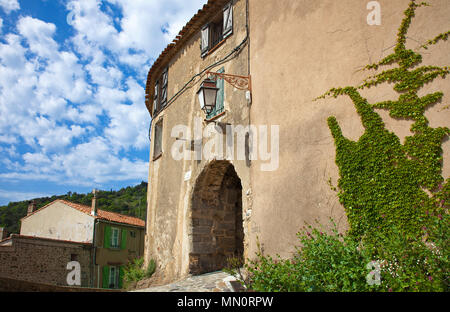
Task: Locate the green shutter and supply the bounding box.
[102,266,109,289]
[119,266,124,289]
[206,67,225,120]
[104,225,111,248]
[121,229,127,250]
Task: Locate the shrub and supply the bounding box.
[123,257,156,288]
[233,217,448,292]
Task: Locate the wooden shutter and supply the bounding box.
[102,266,109,289]
[119,266,124,289]
[223,3,233,38]
[153,120,163,158]
[201,24,209,55]
[216,67,225,114]
[153,82,159,114]
[206,68,225,120]
[121,229,127,250]
[161,69,168,108]
[104,225,111,248]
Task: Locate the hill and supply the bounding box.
[0,182,148,235]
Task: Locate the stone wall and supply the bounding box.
[0,235,93,287]
[190,161,244,274]
[0,276,119,292]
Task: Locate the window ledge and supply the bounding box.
[205,111,226,122]
[153,152,163,161]
[202,33,232,58]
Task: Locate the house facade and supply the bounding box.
[9,197,146,288]
[144,0,450,283]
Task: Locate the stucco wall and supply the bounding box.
[248,0,450,258]
[145,0,252,282]
[20,201,95,243]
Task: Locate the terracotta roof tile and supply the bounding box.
[22,199,145,228]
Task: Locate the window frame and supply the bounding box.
[153,118,164,161]
[201,2,233,58]
[153,67,168,115]
[206,67,225,121]
[111,227,120,249]
[109,266,119,289]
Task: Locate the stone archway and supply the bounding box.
[189,160,244,275]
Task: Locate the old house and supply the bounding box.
[144,0,450,284]
[0,194,145,289]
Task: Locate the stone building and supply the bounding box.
[0,196,145,289]
[0,235,93,287]
[144,0,450,283]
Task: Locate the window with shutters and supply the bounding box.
[153,119,163,160]
[111,227,120,248]
[109,266,120,289]
[201,2,233,57]
[153,67,168,115]
[206,67,225,120]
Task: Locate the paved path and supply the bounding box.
[133,271,243,292]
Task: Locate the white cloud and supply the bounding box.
[17,16,58,60]
[0,0,20,14]
[0,0,209,189]
[0,18,3,33]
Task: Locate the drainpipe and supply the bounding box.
[92,218,100,288]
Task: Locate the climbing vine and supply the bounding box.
[317,0,449,240]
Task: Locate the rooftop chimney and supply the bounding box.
[27,200,37,216]
[91,189,97,216]
[0,227,6,240]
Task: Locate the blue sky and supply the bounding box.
[0,0,207,205]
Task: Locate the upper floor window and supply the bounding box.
[111,227,120,248]
[153,119,163,160]
[153,67,168,115]
[206,67,225,120]
[201,2,233,57]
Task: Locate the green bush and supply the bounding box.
[235,217,448,292]
[123,258,156,287]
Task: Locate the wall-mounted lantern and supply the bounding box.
[197,78,219,114]
[197,71,252,116]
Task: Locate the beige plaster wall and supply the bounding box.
[248,0,450,259]
[145,0,252,282]
[20,202,95,243]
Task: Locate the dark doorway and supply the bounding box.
[189,161,244,274]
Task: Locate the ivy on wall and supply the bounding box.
[317,0,449,240]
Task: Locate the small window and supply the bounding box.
[201,2,233,57]
[130,231,136,238]
[153,119,163,160]
[206,67,225,120]
[109,266,119,289]
[111,228,120,248]
[153,67,168,115]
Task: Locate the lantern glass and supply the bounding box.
[197,79,219,113]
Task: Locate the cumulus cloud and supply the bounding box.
[0,0,208,196]
[0,0,20,14]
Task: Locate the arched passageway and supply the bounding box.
[189,160,244,274]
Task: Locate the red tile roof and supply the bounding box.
[22,199,145,227]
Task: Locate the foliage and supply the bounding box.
[123,257,156,288]
[233,217,448,292]
[316,0,449,240]
[0,182,148,235]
